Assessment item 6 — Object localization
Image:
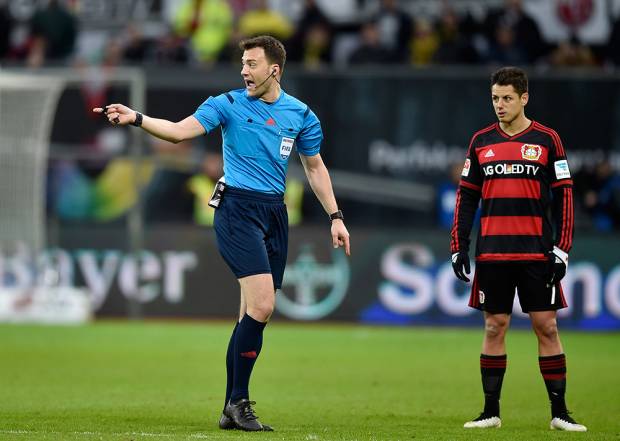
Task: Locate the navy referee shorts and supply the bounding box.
[213,186,288,289]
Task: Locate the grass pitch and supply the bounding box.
[0,322,618,440]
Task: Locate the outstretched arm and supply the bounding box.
[299,153,350,256]
[93,104,205,144]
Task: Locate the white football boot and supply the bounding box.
[550,413,587,432]
[464,413,502,428]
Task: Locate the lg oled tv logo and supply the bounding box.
[483,163,540,176]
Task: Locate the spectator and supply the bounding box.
[153,28,190,65]
[433,5,479,64]
[582,160,620,231]
[287,0,334,67]
[237,0,294,41]
[482,0,545,64]
[349,20,396,64]
[295,0,332,31]
[368,0,413,62]
[549,35,595,67]
[122,24,152,64]
[173,0,233,64]
[300,22,332,67]
[27,0,78,68]
[485,25,528,65]
[410,18,438,65]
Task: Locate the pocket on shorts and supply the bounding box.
[214,198,234,236]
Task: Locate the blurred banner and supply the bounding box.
[52,68,620,181]
[47,68,620,227]
[2,226,617,330]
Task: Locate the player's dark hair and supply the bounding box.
[491,67,528,96]
[239,35,286,71]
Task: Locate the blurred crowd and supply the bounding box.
[1,0,620,69]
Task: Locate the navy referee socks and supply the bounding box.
[230,313,266,403]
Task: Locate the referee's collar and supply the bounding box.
[246,89,285,105]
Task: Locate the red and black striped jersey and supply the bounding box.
[450,121,574,262]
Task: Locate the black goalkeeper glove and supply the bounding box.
[451,251,471,282]
[547,246,568,286]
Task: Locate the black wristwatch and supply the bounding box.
[329,210,344,222]
[131,111,143,127]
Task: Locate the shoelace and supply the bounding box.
[474,412,497,421]
[239,400,259,421]
[556,411,577,424]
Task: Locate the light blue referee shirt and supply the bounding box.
[193,88,323,194]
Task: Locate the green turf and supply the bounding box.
[0,322,618,440]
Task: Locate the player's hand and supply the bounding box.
[547,246,568,286]
[331,219,350,256]
[451,251,470,282]
[92,104,136,126]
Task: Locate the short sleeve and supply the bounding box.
[296,107,323,156]
[192,94,230,133]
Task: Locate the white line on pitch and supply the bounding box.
[0,430,213,439]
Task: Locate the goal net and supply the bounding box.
[0,73,62,256]
[0,68,145,322]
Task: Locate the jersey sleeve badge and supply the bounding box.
[461,158,471,177]
[554,160,571,179]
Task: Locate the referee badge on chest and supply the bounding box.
[279,136,294,160]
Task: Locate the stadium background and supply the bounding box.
[1,1,619,439]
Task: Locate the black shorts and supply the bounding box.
[213,187,288,289]
[468,262,568,314]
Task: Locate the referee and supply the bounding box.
[94,35,350,432]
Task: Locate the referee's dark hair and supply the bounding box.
[239,35,286,71]
[491,66,528,96]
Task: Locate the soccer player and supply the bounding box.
[450,67,586,432]
[94,35,350,431]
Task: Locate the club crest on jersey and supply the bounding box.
[479,290,485,304]
[521,144,542,161]
[461,158,471,176]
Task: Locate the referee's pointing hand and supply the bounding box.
[92,104,136,126]
[331,219,351,256]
